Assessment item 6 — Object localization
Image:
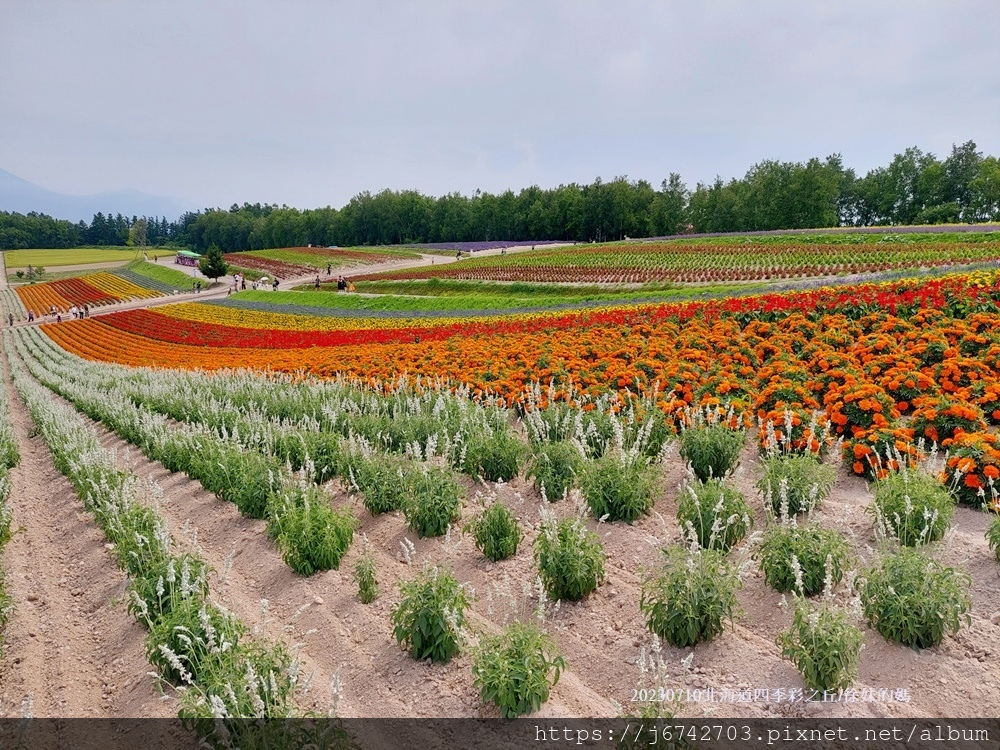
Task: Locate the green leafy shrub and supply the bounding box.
[147,600,245,684]
[534,513,605,601]
[101,501,170,578]
[178,640,298,721]
[354,551,379,603]
[404,467,463,538]
[676,479,752,552]
[856,547,972,649]
[392,567,470,663]
[347,454,413,515]
[268,489,356,575]
[679,424,745,481]
[988,514,1000,563]
[867,470,954,546]
[466,502,522,562]
[758,454,836,516]
[777,599,863,691]
[195,448,282,520]
[579,452,658,523]
[459,429,527,482]
[640,545,741,648]
[756,523,851,595]
[128,553,210,622]
[526,440,583,501]
[472,622,565,718]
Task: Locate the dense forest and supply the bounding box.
[2,141,999,252]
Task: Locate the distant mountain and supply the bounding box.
[0,168,195,223]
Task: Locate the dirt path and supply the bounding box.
[0,353,177,719]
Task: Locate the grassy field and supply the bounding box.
[127,260,195,289]
[4,247,177,268]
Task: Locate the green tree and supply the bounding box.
[198,244,229,281]
[127,217,148,254]
[651,173,689,235]
[969,156,1000,222]
[942,140,984,219]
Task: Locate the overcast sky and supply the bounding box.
[2,1,998,211]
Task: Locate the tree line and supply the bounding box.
[2,141,999,252]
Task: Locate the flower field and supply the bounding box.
[351,239,1000,284]
[222,245,420,279]
[6,242,1000,728]
[34,270,1000,502]
[13,270,165,313]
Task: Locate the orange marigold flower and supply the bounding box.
[957,458,976,474]
[964,474,983,489]
[983,465,1000,480]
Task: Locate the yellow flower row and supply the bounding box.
[154,302,613,333]
[86,273,162,299]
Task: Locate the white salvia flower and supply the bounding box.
[822,554,835,600]
[791,554,805,596]
[180,558,192,597]
[158,644,193,685]
[208,694,229,719]
[245,661,266,716]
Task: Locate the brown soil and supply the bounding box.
[0,363,179,719]
[30,384,1000,720]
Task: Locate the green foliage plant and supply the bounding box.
[676,479,752,552]
[533,510,605,601]
[268,489,356,576]
[178,640,299,721]
[354,550,379,603]
[679,424,745,482]
[777,598,863,692]
[579,451,658,523]
[758,454,835,516]
[391,566,470,663]
[756,522,851,595]
[472,622,565,718]
[146,599,245,684]
[348,454,413,516]
[459,429,527,482]
[526,440,583,501]
[856,547,972,649]
[404,467,463,538]
[988,514,1000,563]
[128,553,210,622]
[466,502,523,562]
[867,469,954,546]
[640,545,741,648]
